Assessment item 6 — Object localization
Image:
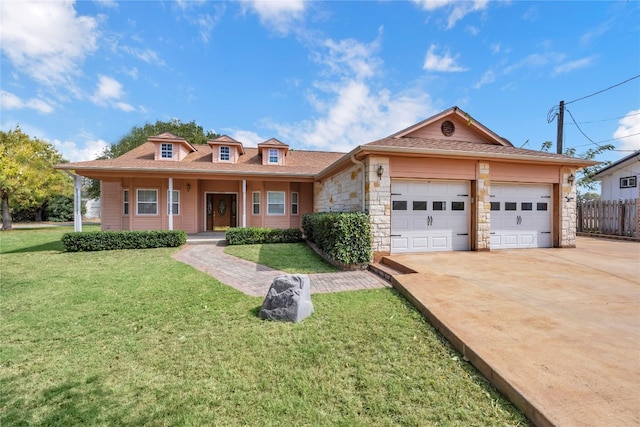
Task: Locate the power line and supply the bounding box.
[567,111,640,125]
[565,107,598,146]
[571,132,640,148]
[565,74,640,105]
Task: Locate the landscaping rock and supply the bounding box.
[259,274,314,322]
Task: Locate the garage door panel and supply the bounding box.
[490,184,552,249]
[391,180,470,253]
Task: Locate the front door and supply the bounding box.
[206,194,236,231]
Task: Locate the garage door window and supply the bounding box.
[413,201,427,210]
[393,200,407,210]
[451,201,465,211]
[505,202,517,211]
[491,202,500,211]
[432,201,446,211]
[521,202,533,211]
[537,203,548,211]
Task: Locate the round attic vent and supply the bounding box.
[441,120,455,137]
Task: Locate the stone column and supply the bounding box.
[366,156,391,260]
[476,162,491,250]
[560,168,577,247]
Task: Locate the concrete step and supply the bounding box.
[379,257,417,274]
[369,260,408,282]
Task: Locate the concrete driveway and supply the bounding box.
[389,237,640,427]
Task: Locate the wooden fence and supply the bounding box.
[577,199,638,238]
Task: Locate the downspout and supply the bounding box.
[350,154,366,212]
[168,177,173,231]
[65,171,83,232]
[242,179,247,228]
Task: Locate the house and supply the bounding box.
[592,150,640,201]
[56,106,596,259]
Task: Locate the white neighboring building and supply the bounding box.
[593,150,640,201]
[84,198,101,219]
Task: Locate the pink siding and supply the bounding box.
[211,145,240,163]
[101,181,124,231]
[490,162,559,183]
[260,148,285,166]
[406,117,489,143]
[390,157,476,180]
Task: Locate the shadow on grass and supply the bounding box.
[249,305,262,318]
[0,374,154,426]
[1,240,64,254]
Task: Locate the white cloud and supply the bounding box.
[228,130,264,147]
[242,0,306,35]
[270,37,433,152]
[0,0,98,87]
[423,44,467,72]
[120,46,165,65]
[553,56,596,75]
[473,70,496,89]
[614,110,640,152]
[91,75,135,112]
[94,0,118,8]
[413,0,488,29]
[52,137,110,162]
[0,90,54,114]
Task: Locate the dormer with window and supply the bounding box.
[149,132,196,161]
[258,138,289,166]
[208,135,245,163]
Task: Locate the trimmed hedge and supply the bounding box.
[62,230,187,252]
[302,212,372,265]
[226,227,303,245]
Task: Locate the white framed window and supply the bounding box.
[167,190,180,215]
[267,191,285,215]
[291,192,299,215]
[137,189,158,215]
[123,189,129,215]
[161,143,173,159]
[219,146,230,161]
[252,192,260,215]
[620,176,637,188]
[268,148,279,164]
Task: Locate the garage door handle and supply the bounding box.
[390,234,402,237]
[541,231,551,234]
[490,232,496,235]
[457,233,469,236]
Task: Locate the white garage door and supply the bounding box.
[391,180,470,253]
[490,184,552,249]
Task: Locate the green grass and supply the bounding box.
[223,242,339,273]
[1,227,529,426]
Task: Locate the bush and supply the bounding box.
[44,195,74,222]
[226,227,303,245]
[62,230,187,252]
[302,212,372,265]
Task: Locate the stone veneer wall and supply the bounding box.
[314,162,363,213]
[476,161,491,250]
[365,156,391,258]
[560,167,578,247]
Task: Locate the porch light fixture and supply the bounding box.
[377,165,384,179]
[186,183,191,192]
[567,173,575,185]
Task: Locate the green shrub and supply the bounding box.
[302,212,372,265]
[62,230,187,252]
[43,195,75,222]
[226,227,303,245]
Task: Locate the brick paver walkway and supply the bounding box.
[173,240,390,297]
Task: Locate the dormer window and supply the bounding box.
[161,143,174,159]
[268,149,279,164]
[219,146,230,161]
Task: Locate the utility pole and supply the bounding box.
[556,100,564,154]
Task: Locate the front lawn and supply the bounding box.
[0,227,528,426]
[223,242,338,273]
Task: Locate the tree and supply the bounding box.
[0,126,72,230]
[86,119,220,198]
[539,140,615,191]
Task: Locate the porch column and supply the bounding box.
[242,179,247,228]
[74,174,82,232]
[168,177,173,231]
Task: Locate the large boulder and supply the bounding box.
[259,274,314,322]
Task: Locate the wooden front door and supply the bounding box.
[206,194,236,231]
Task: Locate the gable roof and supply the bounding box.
[592,150,640,179]
[391,106,513,146]
[147,132,196,152]
[208,135,245,155]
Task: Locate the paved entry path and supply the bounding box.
[173,240,389,297]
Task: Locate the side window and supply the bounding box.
[252,192,260,215]
[123,189,129,215]
[167,190,180,215]
[291,192,299,215]
[137,189,158,215]
[267,191,285,215]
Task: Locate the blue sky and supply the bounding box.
[1,0,639,164]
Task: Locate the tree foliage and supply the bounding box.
[539,140,615,190]
[86,119,220,198]
[0,126,72,230]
